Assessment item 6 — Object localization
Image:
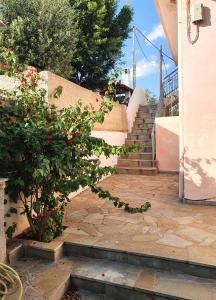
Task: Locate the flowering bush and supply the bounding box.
[0,50,150,242]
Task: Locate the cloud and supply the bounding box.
[147,24,165,42]
[130,58,171,79]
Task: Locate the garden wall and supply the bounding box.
[155,116,179,172]
[45,71,128,132]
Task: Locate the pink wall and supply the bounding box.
[154,0,178,63]
[178,0,216,201]
[156,117,179,172]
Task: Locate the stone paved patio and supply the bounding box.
[64,174,216,266]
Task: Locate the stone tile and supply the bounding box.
[157,233,193,248]
[177,226,216,243]
[83,213,104,225]
[60,174,216,267]
[134,268,156,291]
[155,270,216,300]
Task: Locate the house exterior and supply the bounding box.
[155,0,216,203]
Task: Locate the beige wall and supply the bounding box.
[46,71,128,132]
[178,0,216,201]
[156,117,179,172]
[0,179,7,262]
[154,0,178,63]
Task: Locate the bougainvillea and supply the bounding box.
[0,50,150,242]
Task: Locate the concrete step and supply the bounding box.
[120,152,152,160]
[117,159,156,168]
[116,166,157,175]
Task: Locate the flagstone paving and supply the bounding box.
[64,174,216,266]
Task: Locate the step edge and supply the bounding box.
[64,241,216,270]
[70,274,183,300]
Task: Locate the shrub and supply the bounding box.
[0,50,150,242]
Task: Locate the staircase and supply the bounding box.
[117,105,158,175]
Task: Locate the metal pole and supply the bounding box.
[132,26,136,90]
[160,45,163,101]
[157,45,163,117]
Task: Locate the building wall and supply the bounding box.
[178,0,216,201]
[156,117,179,172]
[154,0,178,63]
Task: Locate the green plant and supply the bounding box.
[69,0,133,90]
[145,89,157,106]
[0,0,78,78]
[0,50,150,242]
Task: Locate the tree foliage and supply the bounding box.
[70,0,133,90]
[0,0,78,78]
[0,50,150,242]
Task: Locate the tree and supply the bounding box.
[0,0,78,78]
[145,89,157,106]
[70,0,133,90]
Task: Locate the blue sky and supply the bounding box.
[118,0,176,97]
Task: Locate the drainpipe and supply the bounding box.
[178,0,184,200]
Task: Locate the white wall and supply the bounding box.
[126,88,147,132]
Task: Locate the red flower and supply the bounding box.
[54,207,59,211]
[75,133,81,138]
[46,210,51,216]
[37,212,42,220]
[63,129,67,134]
[69,132,74,136]
[96,98,99,102]
[46,135,52,142]
[68,139,73,144]
[44,223,48,229]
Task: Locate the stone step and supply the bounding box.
[64,254,216,300]
[64,289,115,300]
[64,242,216,280]
[117,159,156,168]
[136,112,155,119]
[125,139,152,147]
[128,133,152,141]
[116,166,157,175]
[133,123,154,130]
[120,152,152,160]
[133,128,152,135]
[135,118,154,125]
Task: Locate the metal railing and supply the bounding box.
[163,68,178,98]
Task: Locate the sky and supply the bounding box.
[118,0,176,98]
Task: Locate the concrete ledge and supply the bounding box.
[183,198,216,206]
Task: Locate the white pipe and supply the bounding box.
[178,0,184,200]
